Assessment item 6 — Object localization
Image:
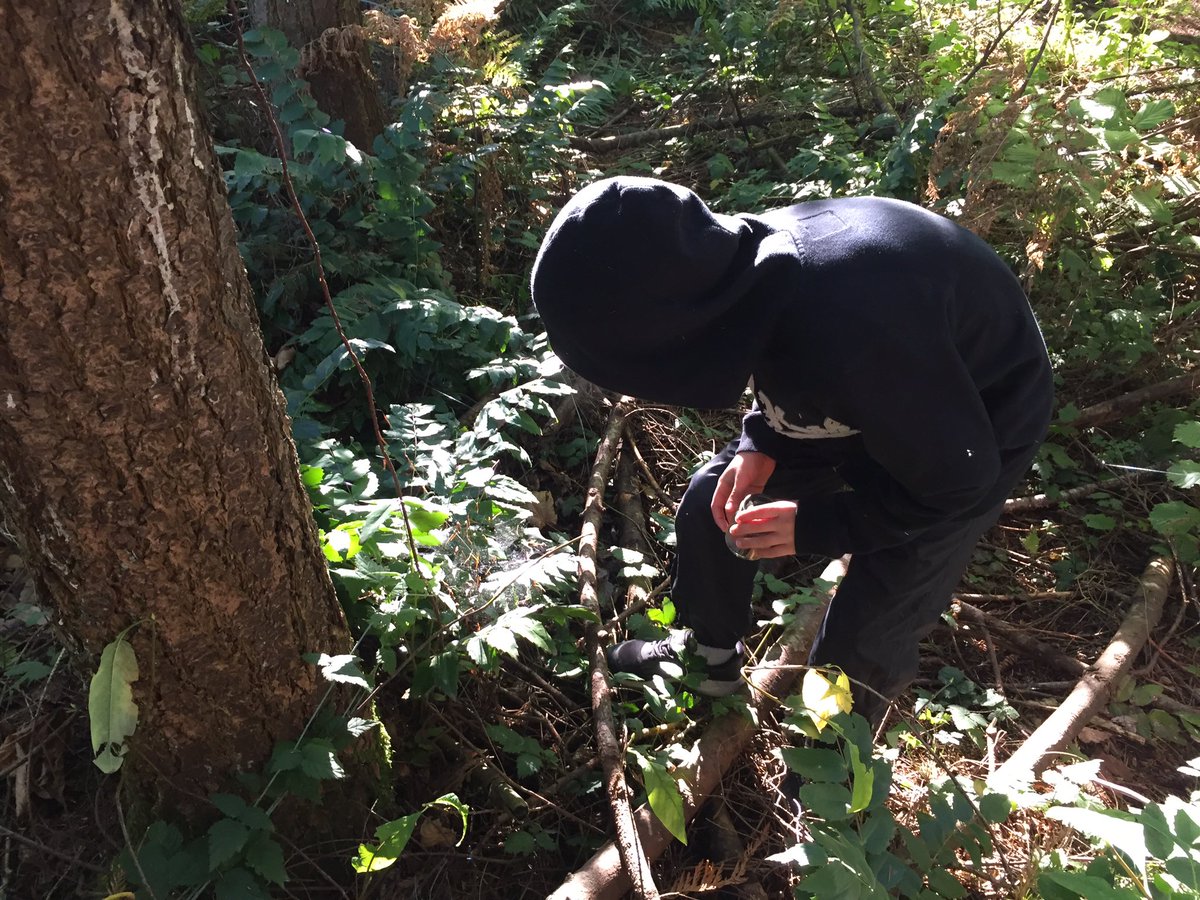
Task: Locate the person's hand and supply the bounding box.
[711,451,777,532]
[728,500,798,559]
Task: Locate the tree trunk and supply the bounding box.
[0,0,354,817]
[250,0,385,150]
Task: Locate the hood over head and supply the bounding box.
[530,176,798,408]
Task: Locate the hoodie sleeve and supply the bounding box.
[736,401,790,457]
[788,287,1001,557]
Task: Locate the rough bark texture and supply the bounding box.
[0,0,352,813]
[250,0,385,150]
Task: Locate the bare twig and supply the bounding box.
[954,600,1087,678]
[954,0,1042,91]
[993,556,1175,784]
[568,111,790,152]
[0,824,104,874]
[226,1,423,572]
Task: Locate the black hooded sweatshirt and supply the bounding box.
[530,177,1054,557]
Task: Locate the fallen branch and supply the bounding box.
[549,557,850,900]
[992,556,1175,785]
[1068,370,1200,430]
[568,111,786,152]
[953,600,1087,678]
[576,396,658,900]
[1004,470,1159,512]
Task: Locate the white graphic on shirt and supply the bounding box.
[755,384,860,440]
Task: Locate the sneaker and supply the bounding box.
[605,628,745,697]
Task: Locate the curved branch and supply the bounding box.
[992,556,1175,785]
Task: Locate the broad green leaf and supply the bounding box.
[927,867,966,898]
[299,465,324,487]
[634,753,687,845]
[208,818,249,871]
[298,739,345,781]
[978,792,1012,824]
[317,653,370,689]
[244,834,287,886]
[1046,806,1148,875]
[1169,461,1200,490]
[215,867,270,900]
[765,842,827,866]
[1131,98,1175,131]
[1175,421,1200,449]
[778,746,847,782]
[1149,501,1200,537]
[1038,869,1137,900]
[89,635,139,773]
[1083,514,1116,532]
[798,782,853,821]
[847,743,875,813]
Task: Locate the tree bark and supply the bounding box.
[0,0,354,816]
[250,0,385,150]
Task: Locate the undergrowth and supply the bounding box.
[4,0,1200,897]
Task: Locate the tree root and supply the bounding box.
[992,556,1175,785]
[549,557,849,900]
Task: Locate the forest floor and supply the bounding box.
[3,1,1200,898]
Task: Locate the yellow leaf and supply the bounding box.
[800,668,853,731]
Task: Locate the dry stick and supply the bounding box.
[568,112,784,152]
[953,599,1087,678]
[1003,470,1157,512]
[1012,0,1062,101]
[575,396,659,900]
[953,0,1042,92]
[227,2,423,570]
[992,556,1175,785]
[1069,370,1200,430]
[549,557,849,900]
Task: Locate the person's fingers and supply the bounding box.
[711,466,737,531]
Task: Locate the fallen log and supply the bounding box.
[549,557,850,900]
[577,396,658,900]
[991,556,1175,785]
[1068,370,1200,430]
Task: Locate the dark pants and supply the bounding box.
[672,442,1007,725]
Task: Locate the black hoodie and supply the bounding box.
[531,177,1054,556]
